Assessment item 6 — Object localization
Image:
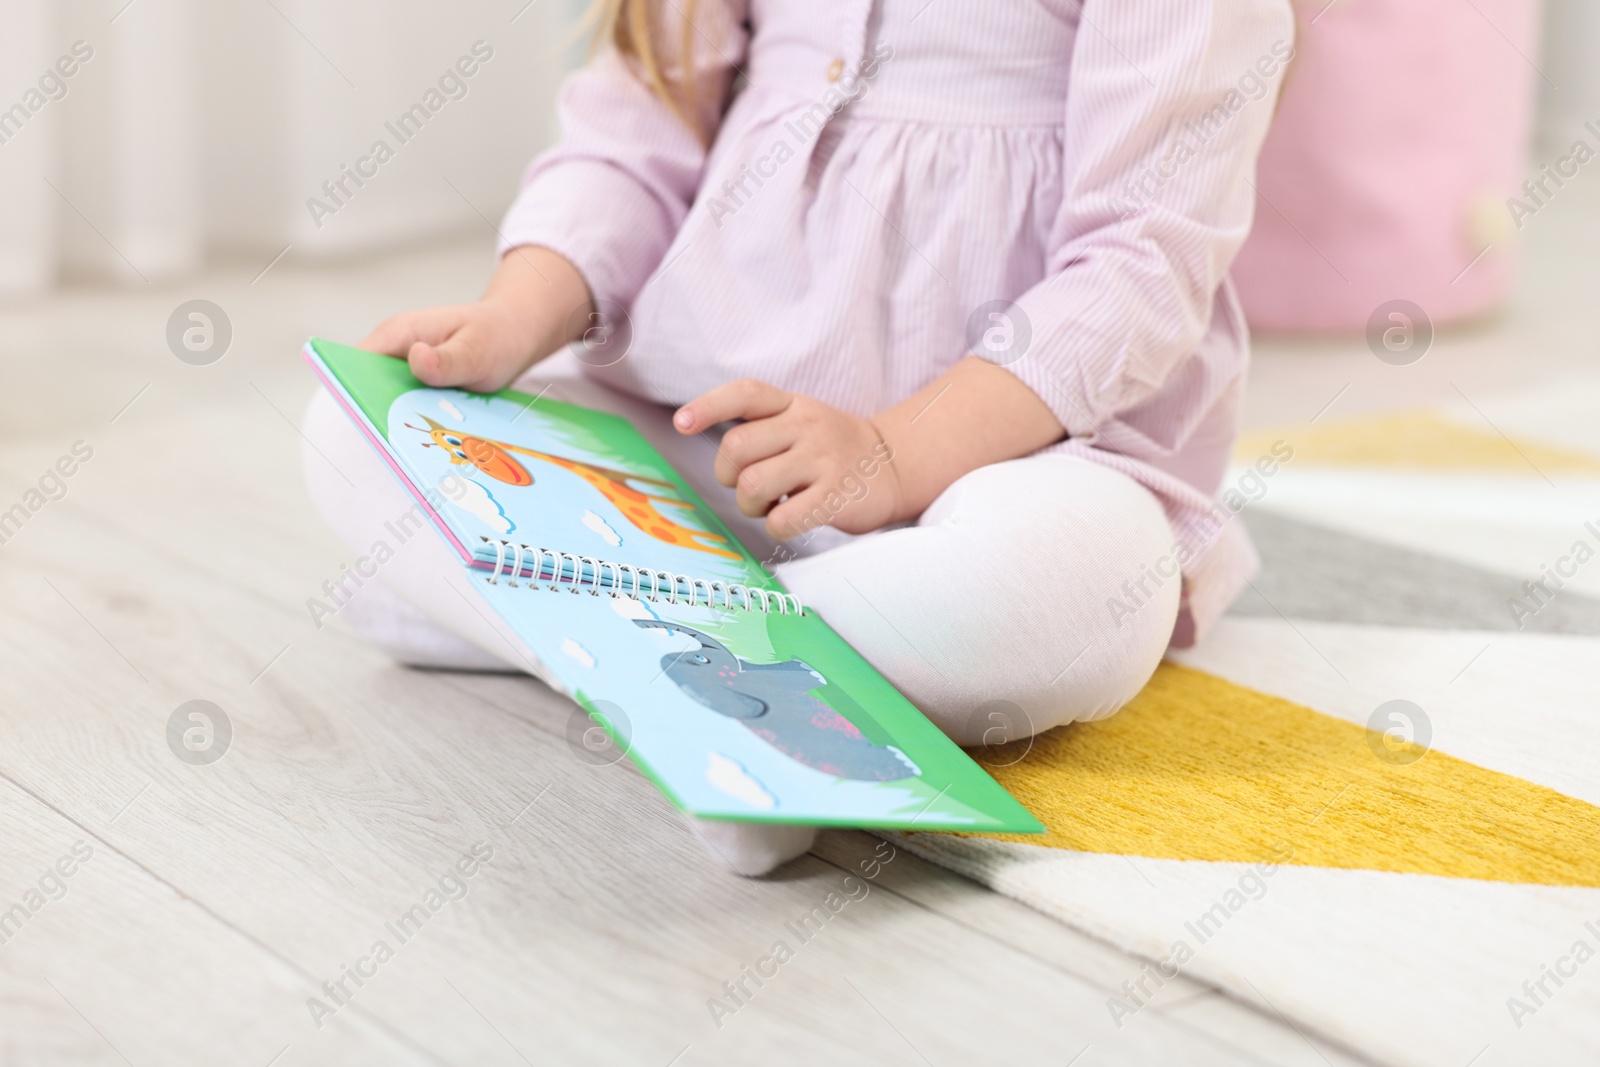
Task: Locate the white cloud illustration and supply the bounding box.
[610,596,654,621]
[445,477,513,535]
[560,637,595,668]
[706,752,776,810]
[437,397,464,420]
[582,509,622,547]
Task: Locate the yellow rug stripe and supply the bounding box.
[1234,410,1600,474]
[972,664,1600,886]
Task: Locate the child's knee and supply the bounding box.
[782,454,1180,747]
[909,612,1173,747]
[989,459,1177,717]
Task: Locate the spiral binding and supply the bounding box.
[476,537,804,616]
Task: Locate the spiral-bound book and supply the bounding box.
[305,338,1042,833]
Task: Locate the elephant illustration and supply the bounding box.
[635,620,918,782]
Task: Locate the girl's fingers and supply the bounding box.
[765,484,831,542]
[359,315,413,355]
[361,306,470,357]
[733,452,812,519]
[408,323,497,390]
[713,417,800,487]
[675,378,791,433]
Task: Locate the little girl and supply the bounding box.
[304,0,1292,874]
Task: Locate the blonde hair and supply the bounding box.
[586,0,705,138]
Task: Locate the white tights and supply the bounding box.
[300,352,1180,875]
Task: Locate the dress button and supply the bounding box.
[826,57,844,82]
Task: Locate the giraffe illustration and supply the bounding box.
[408,415,739,559]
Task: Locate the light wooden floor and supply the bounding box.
[8,176,1599,1064]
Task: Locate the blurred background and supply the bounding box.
[0,0,579,290]
[0,0,1597,432]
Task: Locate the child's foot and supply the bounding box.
[686,816,817,876]
[340,582,516,672]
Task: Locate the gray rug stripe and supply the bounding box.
[1229,510,1600,634]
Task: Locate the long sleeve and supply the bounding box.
[497,1,748,310]
[1006,0,1295,441]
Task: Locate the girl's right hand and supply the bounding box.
[360,245,592,393]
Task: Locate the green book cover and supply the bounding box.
[306,337,1043,833]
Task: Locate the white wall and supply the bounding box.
[0,0,579,295]
[0,1,60,292]
[1538,0,1600,152]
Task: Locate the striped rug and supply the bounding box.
[895,375,1600,1067]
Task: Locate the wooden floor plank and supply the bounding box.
[0,775,438,1067]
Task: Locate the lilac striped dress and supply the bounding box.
[498,0,1296,645]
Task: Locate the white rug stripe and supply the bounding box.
[891,835,1600,1067]
[1452,373,1600,458]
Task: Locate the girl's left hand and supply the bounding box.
[673,379,905,540]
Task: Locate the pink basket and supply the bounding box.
[1232,0,1545,334]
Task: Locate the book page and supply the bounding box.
[474,573,1037,830]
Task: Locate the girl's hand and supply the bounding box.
[678,358,1068,542]
[674,380,907,540]
[361,246,592,392]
